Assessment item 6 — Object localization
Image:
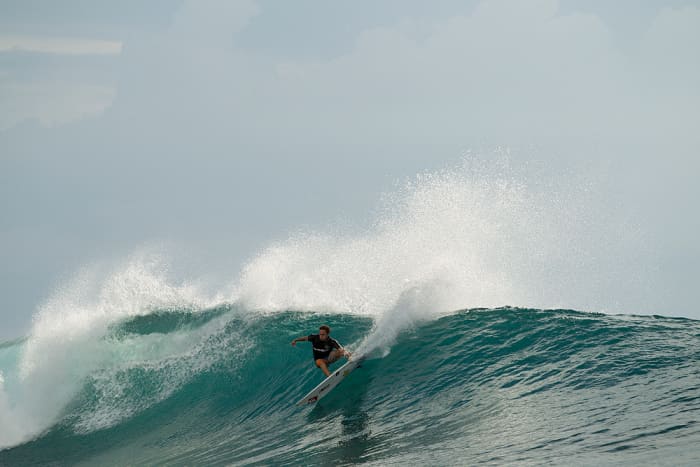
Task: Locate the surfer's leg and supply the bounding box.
[327,349,342,364]
[315,358,331,377]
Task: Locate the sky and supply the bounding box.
[1,0,699,338]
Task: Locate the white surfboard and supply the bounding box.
[296,355,365,406]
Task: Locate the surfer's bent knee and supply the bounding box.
[327,350,341,364]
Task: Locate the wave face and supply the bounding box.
[1,307,698,465]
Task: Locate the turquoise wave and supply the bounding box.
[1,308,699,465]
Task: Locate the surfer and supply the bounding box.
[291,325,351,377]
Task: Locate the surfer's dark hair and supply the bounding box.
[319,325,330,333]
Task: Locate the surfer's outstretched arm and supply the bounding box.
[291,336,308,346]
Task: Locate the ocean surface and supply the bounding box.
[1,306,699,466]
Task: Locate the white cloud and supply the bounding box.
[0,82,116,130]
[76,0,696,157]
[272,0,697,147]
[0,35,122,55]
[223,0,627,145]
[6,0,699,144]
[642,6,700,83]
[0,35,122,129]
[170,0,260,43]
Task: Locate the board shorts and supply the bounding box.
[316,351,340,364]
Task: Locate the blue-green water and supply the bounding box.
[1,307,698,466]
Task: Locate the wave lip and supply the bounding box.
[0,252,221,449]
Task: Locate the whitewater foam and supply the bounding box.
[236,157,643,325]
[237,164,526,315]
[0,251,226,448]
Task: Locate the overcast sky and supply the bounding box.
[1,0,699,338]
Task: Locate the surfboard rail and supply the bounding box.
[296,355,365,406]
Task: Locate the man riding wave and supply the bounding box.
[291,325,351,377]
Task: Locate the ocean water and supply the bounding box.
[1,161,697,465]
[1,307,698,466]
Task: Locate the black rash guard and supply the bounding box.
[307,334,341,360]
